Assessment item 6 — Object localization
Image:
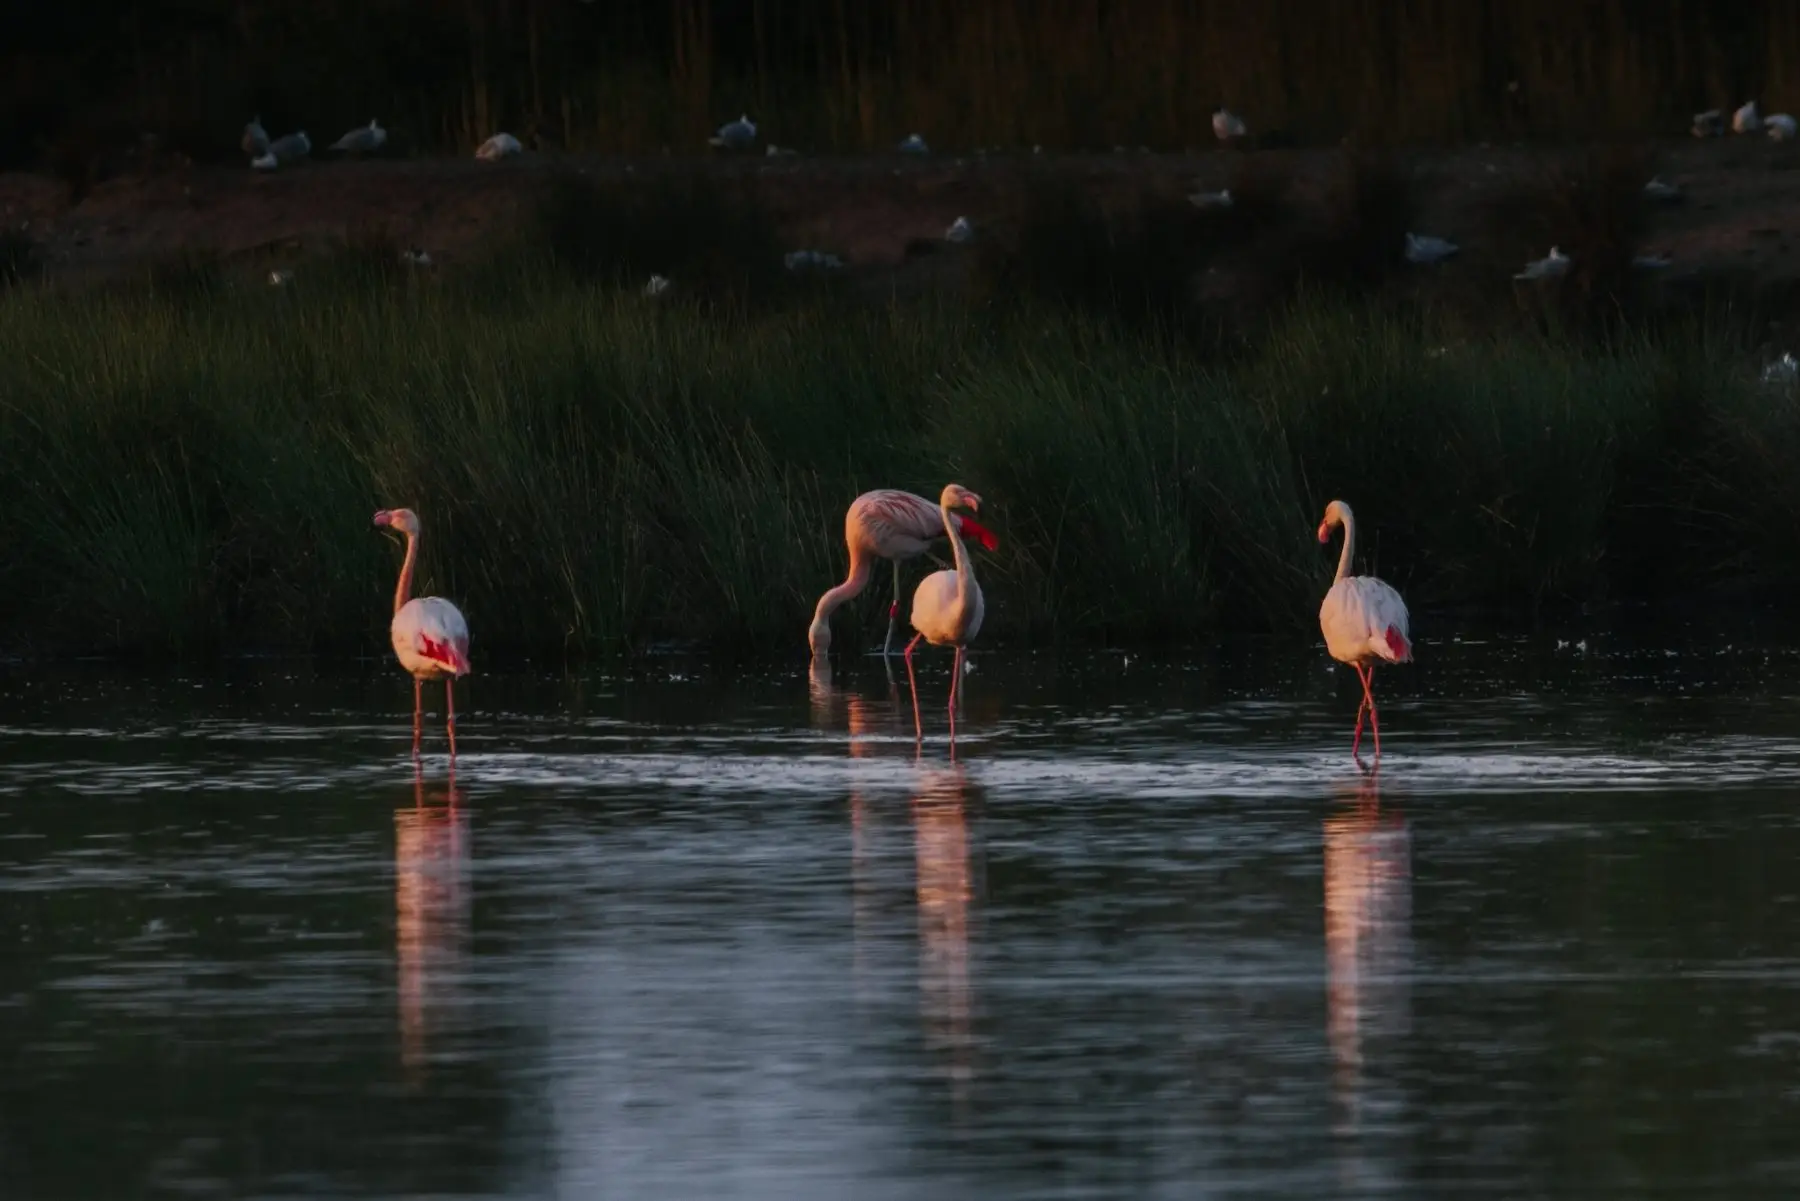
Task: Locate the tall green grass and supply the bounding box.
[0,263,1789,659]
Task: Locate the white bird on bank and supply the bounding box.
[1767,114,1798,142]
[1734,101,1761,134]
[945,216,973,243]
[242,116,270,157]
[1213,107,1247,141]
[898,133,929,154]
[267,268,293,286]
[251,130,311,171]
[1403,232,1459,264]
[1316,500,1412,763]
[1514,246,1570,281]
[1692,109,1724,138]
[1188,187,1233,210]
[1643,176,1682,202]
[1763,353,1799,386]
[709,114,757,150]
[401,247,433,268]
[644,274,671,298]
[784,249,843,272]
[474,132,522,161]
[330,120,387,154]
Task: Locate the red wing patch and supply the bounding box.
[418,633,466,672]
[1385,625,1412,661]
[957,516,999,551]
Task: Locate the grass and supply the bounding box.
[0,255,1792,661]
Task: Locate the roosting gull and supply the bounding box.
[1513,246,1570,281]
[709,115,757,151]
[1643,176,1682,202]
[242,116,270,157]
[252,131,311,170]
[474,133,522,161]
[945,216,973,243]
[1212,107,1247,142]
[1733,101,1761,134]
[330,120,388,154]
[1692,109,1724,138]
[1403,233,1459,264]
[898,134,929,155]
[1767,114,1798,142]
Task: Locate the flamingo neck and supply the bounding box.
[943,499,976,606]
[811,548,873,632]
[1333,512,1356,585]
[394,530,418,615]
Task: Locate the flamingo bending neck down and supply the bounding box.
[1317,500,1411,763]
[375,508,472,758]
[809,489,998,659]
[904,485,988,745]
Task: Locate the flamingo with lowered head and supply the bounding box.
[905,484,988,741]
[375,508,471,758]
[810,489,998,658]
[1317,500,1411,762]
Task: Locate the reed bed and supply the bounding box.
[2,253,1794,660]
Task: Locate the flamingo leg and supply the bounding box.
[1350,665,1369,761]
[904,634,925,744]
[884,560,902,656]
[949,645,963,746]
[1365,667,1382,762]
[445,679,457,760]
[412,677,423,758]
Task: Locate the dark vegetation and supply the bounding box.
[3,155,1800,662]
[2,0,1793,181]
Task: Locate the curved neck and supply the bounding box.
[813,547,873,627]
[1333,512,1356,585]
[943,500,976,602]
[394,531,418,615]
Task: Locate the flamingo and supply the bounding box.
[809,489,998,658]
[374,508,472,758]
[904,485,988,742]
[1317,500,1412,762]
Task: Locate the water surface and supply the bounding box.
[7,633,1800,1198]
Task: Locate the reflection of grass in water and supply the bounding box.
[0,260,1780,658]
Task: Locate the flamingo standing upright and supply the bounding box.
[904,485,988,742]
[809,489,998,658]
[1317,500,1412,762]
[375,508,472,758]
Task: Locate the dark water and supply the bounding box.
[8,633,1800,1199]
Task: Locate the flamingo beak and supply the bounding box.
[1316,523,1331,544]
[373,510,393,528]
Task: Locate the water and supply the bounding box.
[8,632,1800,1199]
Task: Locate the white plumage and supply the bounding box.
[709,115,757,151]
[475,132,522,161]
[1514,246,1570,281]
[1767,114,1798,142]
[330,120,387,153]
[1403,232,1458,264]
[1212,108,1247,141]
[242,116,270,157]
[898,133,929,154]
[1734,101,1762,134]
[1317,500,1411,761]
[809,488,998,657]
[375,508,471,757]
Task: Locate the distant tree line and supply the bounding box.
[0,0,1790,169]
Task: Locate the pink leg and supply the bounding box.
[904,634,925,744]
[1365,668,1382,762]
[1350,665,1369,762]
[412,677,423,759]
[445,680,457,760]
[948,645,963,746]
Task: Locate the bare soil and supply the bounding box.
[4,140,1799,307]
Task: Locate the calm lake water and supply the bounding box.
[8,631,1800,1198]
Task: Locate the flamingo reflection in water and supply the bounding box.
[1323,770,1412,1185]
[913,762,980,1102]
[395,770,471,1082]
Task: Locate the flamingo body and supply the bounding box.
[392,597,472,680]
[809,489,997,656]
[1317,500,1411,762]
[903,485,989,744]
[375,508,471,758]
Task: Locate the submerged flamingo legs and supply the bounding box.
[905,633,925,743]
[412,677,423,759]
[446,680,457,760]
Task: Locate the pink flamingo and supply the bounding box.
[904,485,988,743]
[1317,500,1412,762]
[809,489,998,657]
[374,508,471,758]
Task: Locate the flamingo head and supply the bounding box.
[940,483,982,514]
[1317,499,1352,544]
[807,614,832,656]
[373,507,421,537]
